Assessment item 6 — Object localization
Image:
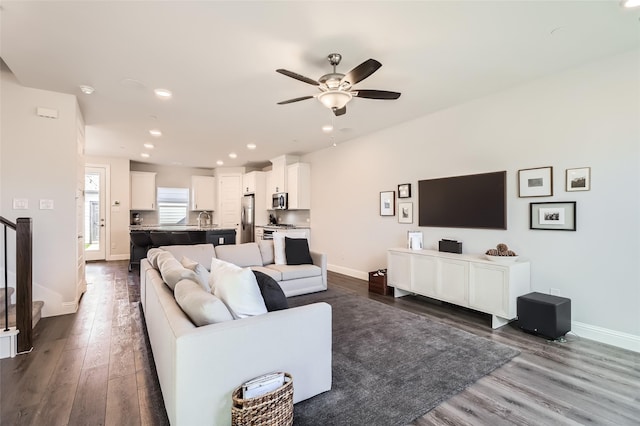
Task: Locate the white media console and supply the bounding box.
[387,248,531,329]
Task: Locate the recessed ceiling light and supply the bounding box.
[149,129,162,137]
[228,152,238,159]
[216,160,224,166]
[140,152,151,158]
[246,143,257,150]
[322,124,333,133]
[622,0,640,8]
[143,143,155,149]
[332,142,337,147]
[154,88,172,99]
[79,85,95,95]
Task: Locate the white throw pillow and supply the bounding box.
[209,257,241,293]
[258,240,275,265]
[213,266,267,319]
[174,279,233,326]
[180,256,211,292]
[273,232,307,265]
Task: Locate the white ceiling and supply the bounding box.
[1,1,638,169]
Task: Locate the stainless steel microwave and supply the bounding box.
[272,192,288,210]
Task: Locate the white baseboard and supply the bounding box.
[571,321,640,353]
[107,254,129,261]
[327,264,368,281]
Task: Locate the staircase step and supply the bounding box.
[5,301,44,329]
[0,287,16,312]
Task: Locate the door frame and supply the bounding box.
[85,164,111,261]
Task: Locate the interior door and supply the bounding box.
[85,166,106,260]
[218,174,242,243]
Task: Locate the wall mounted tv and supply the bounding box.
[418,171,507,229]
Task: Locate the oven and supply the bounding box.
[263,229,275,240]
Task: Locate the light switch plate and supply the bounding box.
[13,198,28,209]
[40,199,54,209]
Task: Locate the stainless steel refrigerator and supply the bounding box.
[240,194,255,243]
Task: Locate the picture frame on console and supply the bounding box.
[518,166,553,197]
[398,202,413,223]
[398,183,411,198]
[530,201,576,231]
[380,191,395,216]
[566,167,591,192]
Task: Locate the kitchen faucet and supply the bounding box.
[197,211,211,227]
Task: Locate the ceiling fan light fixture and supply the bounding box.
[318,90,352,110]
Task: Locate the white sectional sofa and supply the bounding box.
[139,242,332,425]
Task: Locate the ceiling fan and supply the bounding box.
[276,53,401,116]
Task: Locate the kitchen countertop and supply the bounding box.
[129,225,236,232]
[257,224,311,229]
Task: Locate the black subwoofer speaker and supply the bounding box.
[517,292,571,340]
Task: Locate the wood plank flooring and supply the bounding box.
[1,261,638,425]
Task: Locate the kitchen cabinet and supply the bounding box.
[269,157,287,194]
[243,171,261,195]
[255,227,264,241]
[286,163,311,210]
[130,171,157,210]
[191,175,216,211]
[387,248,530,328]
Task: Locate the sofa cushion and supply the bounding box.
[249,266,282,282]
[285,237,313,265]
[273,232,307,265]
[174,279,233,326]
[160,244,217,271]
[258,240,275,266]
[157,251,199,291]
[266,264,322,281]
[180,256,211,292]
[252,271,288,312]
[215,243,263,268]
[212,263,267,319]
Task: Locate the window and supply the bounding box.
[157,187,189,224]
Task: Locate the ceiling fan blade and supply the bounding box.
[353,90,401,100]
[277,95,315,105]
[276,69,319,86]
[341,59,382,85]
[333,106,346,116]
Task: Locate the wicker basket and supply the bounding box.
[231,373,293,426]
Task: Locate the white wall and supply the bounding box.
[85,155,131,260]
[1,66,82,315]
[303,50,640,349]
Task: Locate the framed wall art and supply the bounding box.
[519,166,553,197]
[398,202,413,224]
[530,201,576,231]
[398,183,411,198]
[566,167,590,192]
[380,191,395,216]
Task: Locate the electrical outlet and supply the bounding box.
[549,288,561,296]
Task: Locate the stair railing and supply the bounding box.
[0,216,33,353]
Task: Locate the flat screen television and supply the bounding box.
[418,171,506,229]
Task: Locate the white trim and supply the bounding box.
[0,327,19,359]
[108,254,129,261]
[571,321,640,353]
[327,264,368,281]
[60,301,79,315]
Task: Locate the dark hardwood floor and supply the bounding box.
[1,261,639,425]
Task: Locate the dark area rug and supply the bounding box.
[288,288,519,426]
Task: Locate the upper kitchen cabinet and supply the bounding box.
[243,171,263,195]
[130,171,157,210]
[267,156,287,194]
[191,175,216,211]
[287,162,311,209]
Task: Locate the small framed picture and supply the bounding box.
[398,202,413,224]
[398,183,411,198]
[380,191,395,216]
[530,202,576,231]
[519,166,553,197]
[566,167,590,192]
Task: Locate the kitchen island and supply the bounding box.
[129,225,236,269]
